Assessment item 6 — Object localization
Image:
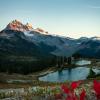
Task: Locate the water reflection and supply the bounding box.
[39,60,99,82]
[39,67,100,82]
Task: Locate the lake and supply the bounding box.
[39,60,100,82]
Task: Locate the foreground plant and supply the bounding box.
[61,81,86,100]
[93,80,100,100]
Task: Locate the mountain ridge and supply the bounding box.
[0,20,100,74]
[0,20,100,58]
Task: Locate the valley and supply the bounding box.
[0,20,100,100]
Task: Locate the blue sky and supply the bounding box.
[0,0,100,38]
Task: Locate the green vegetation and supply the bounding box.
[87,67,100,79]
[0,55,56,74]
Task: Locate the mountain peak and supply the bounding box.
[26,23,33,30]
[5,20,33,32]
[34,28,48,35]
[2,20,50,36]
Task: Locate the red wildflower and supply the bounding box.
[71,81,82,90]
[61,81,84,100]
[93,80,100,99]
[79,89,86,100]
[61,84,70,94]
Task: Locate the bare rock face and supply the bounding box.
[5,19,49,35]
[34,28,48,35]
[5,20,33,32]
[26,23,33,30]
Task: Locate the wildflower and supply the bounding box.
[61,81,86,100]
[93,80,100,100]
[79,89,86,100]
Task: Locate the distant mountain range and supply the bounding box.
[0,20,100,59]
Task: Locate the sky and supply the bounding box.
[0,0,100,38]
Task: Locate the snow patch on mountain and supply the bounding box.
[91,36,100,41]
